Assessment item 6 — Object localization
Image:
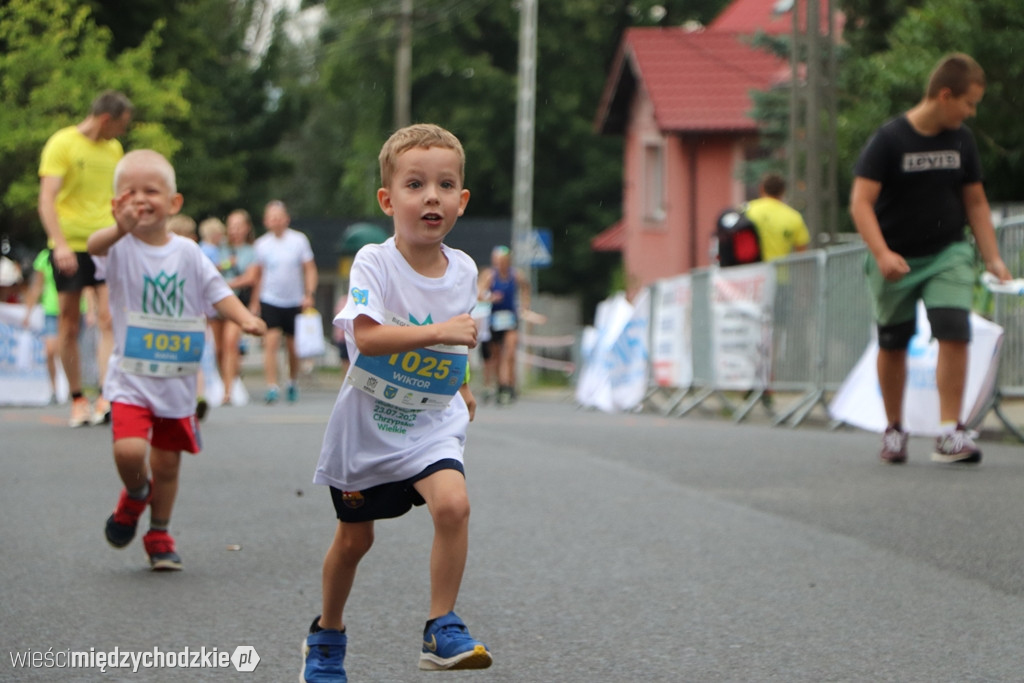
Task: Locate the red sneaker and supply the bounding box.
[143,529,183,571]
[104,484,152,548]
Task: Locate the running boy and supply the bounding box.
[302,124,491,680]
[87,150,266,570]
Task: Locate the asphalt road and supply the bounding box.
[4,387,1024,682]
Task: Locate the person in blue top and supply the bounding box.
[477,245,530,405]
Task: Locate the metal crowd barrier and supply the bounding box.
[636,218,1024,440]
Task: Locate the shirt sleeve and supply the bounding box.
[335,247,387,329]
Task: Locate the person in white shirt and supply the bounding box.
[301,124,491,681]
[88,149,266,571]
[250,200,317,404]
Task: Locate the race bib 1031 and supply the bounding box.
[120,311,206,377]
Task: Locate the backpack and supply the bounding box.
[715,207,762,267]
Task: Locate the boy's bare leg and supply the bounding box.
[936,340,968,424]
[148,447,181,528]
[876,348,907,427]
[415,469,471,620]
[320,521,374,631]
[113,437,150,492]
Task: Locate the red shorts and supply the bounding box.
[111,402,202,454]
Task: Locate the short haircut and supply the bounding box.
[761,173,786,198]
[378,123,465,188]
[167,214,197,239]
[199,217,226,242]
[264,199,288,215]
[114,149,177,193]
[926,53,985,99]
[90,90,134,118]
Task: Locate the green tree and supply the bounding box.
[0,0,187,249]
[85,0,300,223]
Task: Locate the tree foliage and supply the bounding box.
[0,0,188,247]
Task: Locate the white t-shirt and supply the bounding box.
[103,233,233,418]
[253,228,314,307]
[314,238,478,491]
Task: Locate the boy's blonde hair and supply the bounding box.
[199,217,226,242]
[114,149,177,193]
[167,214,197,239]
[926,53,985,99]
[378,123,465,188]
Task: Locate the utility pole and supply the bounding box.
[787,0,838,243]
[512,0,537,275]
[394,0,413,130]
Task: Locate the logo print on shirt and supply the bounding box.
[351,287,369,306]
[142,272,185,316]
[902,151,961,172]
[409,313,433,325]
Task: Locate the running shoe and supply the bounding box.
[90,396,111,426]
[105,483,152,548]
[286,383,298,403]
[879,425,908,464]
[69,397,91,427]
[265,386,280,404]
[143,529,183,571]
[301,617,347,682]
[931,425,982,464]
[419,611,492,671]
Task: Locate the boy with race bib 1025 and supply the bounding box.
[302,124,491,681]
[87,150,266,571]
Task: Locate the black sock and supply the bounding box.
[72,391,83,400]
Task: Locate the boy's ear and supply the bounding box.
[458,188,470,216]
[377,187,394,216]
[170,193,184,215]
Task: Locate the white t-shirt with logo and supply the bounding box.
[314,238,478,491]
[253,228,314,307]
[103,233,233,418]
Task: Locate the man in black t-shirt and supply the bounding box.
[850,53,1011,466]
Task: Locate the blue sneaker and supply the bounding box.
[286,383,298,403]
[419,611,492,671]
[301,617,347,682]
[264,386,279,404]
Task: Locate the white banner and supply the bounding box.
[829,303,1003,436]
[650,275,693,388]
[575,289,650,413]
[0,303,69,405]
[711,264,776,391]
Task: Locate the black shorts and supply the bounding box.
[260,302,302,335]
[329,459,464,522]
[52,252,104,292]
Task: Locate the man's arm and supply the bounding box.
[302,259,318,310]
[964,182,1011,280]
[248,263,262,314]
[38,175,77,275]
[850,177,909,281]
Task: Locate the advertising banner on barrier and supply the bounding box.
[575,289,650,413]
[829,303,1003,435]
[0,303,69,405]
[711,264,776,391]
[650,275,693,388]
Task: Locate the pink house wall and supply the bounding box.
[620,86,752,289]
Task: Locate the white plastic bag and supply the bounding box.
[295,309,326,358]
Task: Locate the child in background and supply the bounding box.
[88,150,266,570]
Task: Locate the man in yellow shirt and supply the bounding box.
[39,90,133,427]
[744,173,811,261]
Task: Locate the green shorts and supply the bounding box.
[865,240,975,327]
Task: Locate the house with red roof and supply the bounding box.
[592,0,829,286]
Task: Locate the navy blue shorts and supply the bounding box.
[329,459,464,522]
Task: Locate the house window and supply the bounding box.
[644,142,666,221]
